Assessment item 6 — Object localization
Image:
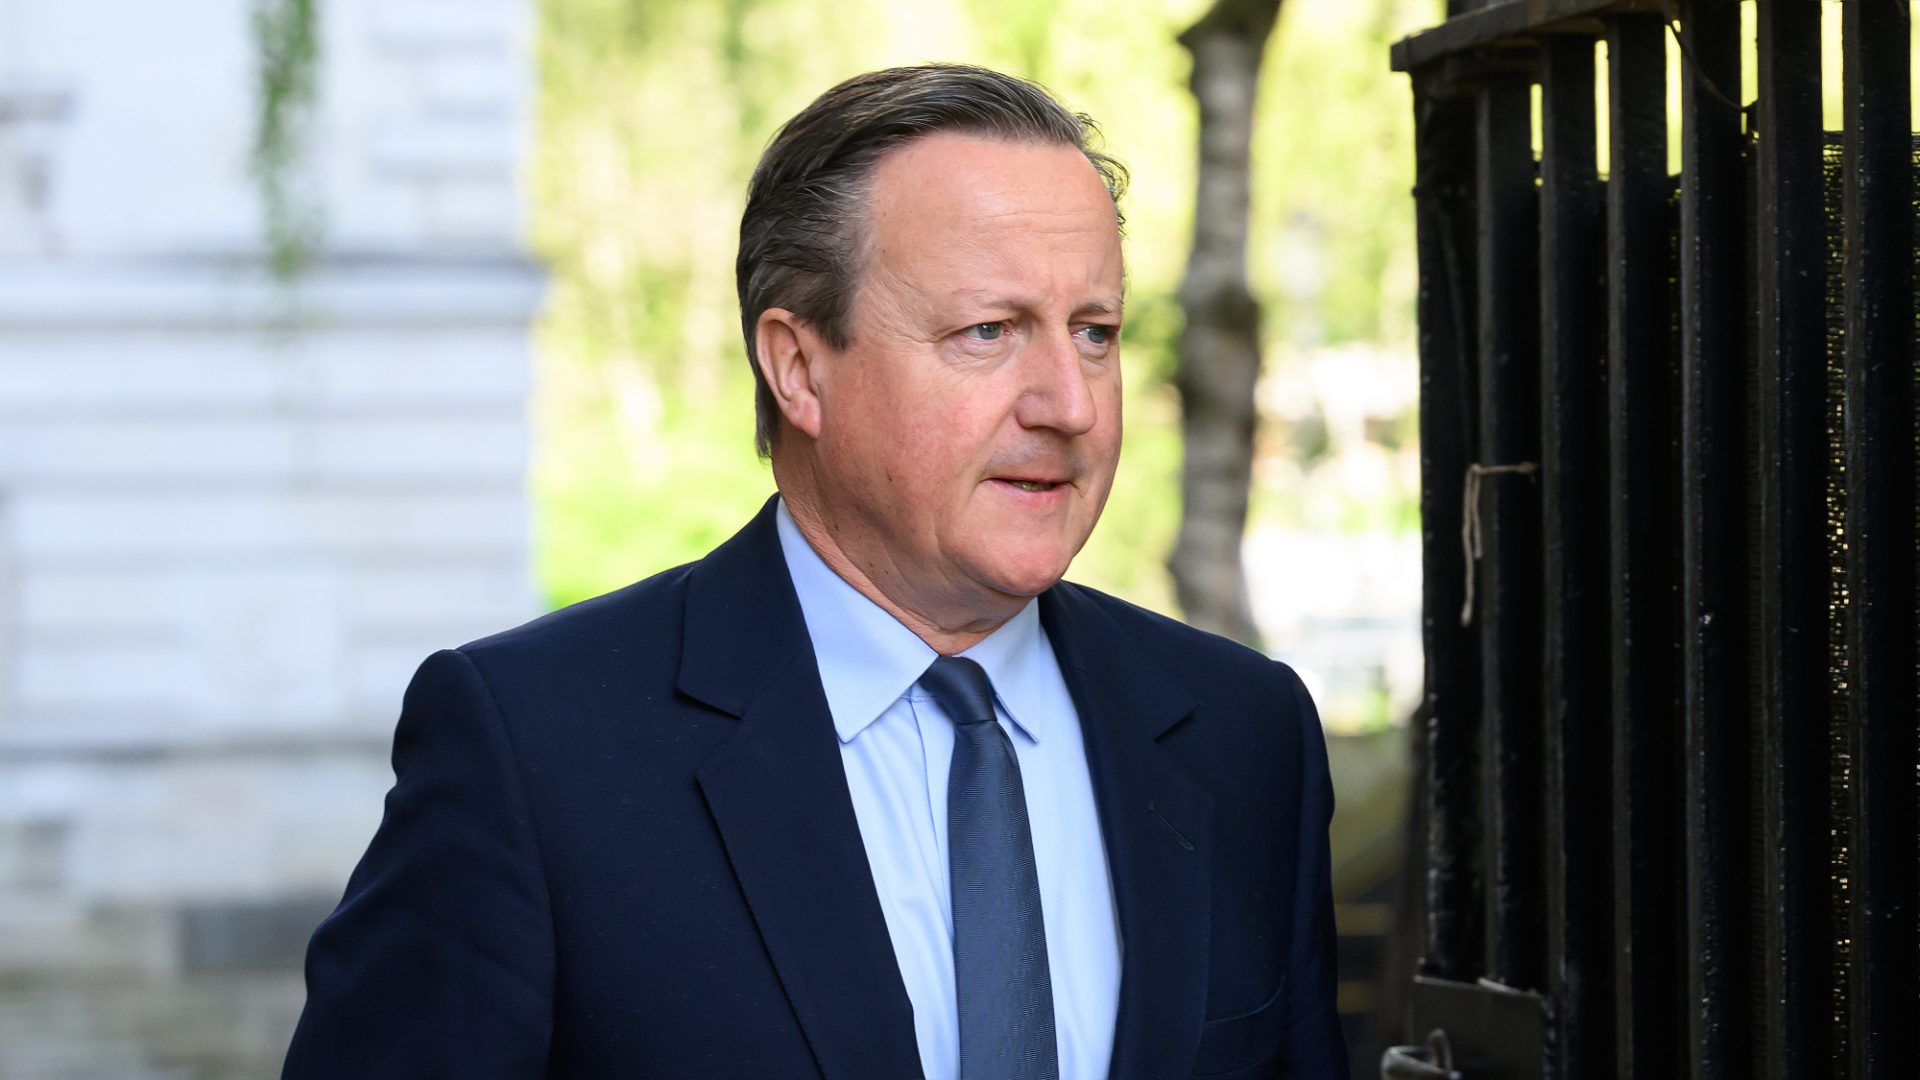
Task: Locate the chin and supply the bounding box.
[976,547,1078,599]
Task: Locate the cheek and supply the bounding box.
[821,365,915,469]
[840,396,976,508]
[1090,384,1124,467]
[900,390,1000,460]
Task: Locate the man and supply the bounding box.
[285,64,1345,1079]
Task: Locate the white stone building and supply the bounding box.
[0,1,540,1075]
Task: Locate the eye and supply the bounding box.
[1080,324,1117,346]
[960,322,1007,341]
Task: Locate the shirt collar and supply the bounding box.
[774,498,1050,745]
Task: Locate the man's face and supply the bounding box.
[806,132,1124,619]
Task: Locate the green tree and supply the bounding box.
[529,0,1431,628]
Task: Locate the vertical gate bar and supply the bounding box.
[1676,2,1753,1077]
[1473,67,1545,995]
[1839,2,1918,1075]
[1537,33,1613,1080]
[1604,14,1685,1076]
[1411,64,1485,983]
[1752,4,1833,1076]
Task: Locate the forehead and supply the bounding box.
[862,132,1123,298]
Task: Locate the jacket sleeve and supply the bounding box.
[283,648,555,1080]
[1278,665,1350,1079]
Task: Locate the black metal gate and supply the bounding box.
[1388,1,1917,1076]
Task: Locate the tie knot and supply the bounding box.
[918,655,998,726]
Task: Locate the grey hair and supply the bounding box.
[735,63,1128,458]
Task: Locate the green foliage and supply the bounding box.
[531,0,1432,612]
[1253,0,1430,349]
[250,0,321,282]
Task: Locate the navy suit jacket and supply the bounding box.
[284,498,1347,1079]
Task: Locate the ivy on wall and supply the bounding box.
[250,0,321,281]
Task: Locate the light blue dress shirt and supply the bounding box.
[775,500,1122,1080]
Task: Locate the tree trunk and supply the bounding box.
[1170,0,1282,645]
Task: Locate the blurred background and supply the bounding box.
[0,0,1430,1075]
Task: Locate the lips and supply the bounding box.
[990,473,1071,493]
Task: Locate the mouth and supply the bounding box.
[988,475,1072,497]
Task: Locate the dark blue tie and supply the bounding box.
[919,655,1059,1080]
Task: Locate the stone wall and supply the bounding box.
[0,2,539,1075]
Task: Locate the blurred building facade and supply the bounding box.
[0,1,539,1075]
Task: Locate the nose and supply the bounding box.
[1016,329,1099,437]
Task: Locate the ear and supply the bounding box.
[755,307,827,442]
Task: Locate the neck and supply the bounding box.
[775,464,1017,656]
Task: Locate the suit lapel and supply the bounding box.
[682,498,923,1080]
[1041,586,1212,1080]
[678,501,1213,1079]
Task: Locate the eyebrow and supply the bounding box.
[954,291,1124,319]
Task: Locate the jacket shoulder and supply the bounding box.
[1052,580,1310,704]
[454,561,697,677]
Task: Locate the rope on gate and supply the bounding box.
[1459,461,1538,628]
[1657,0,1745,115]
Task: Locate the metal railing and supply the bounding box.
[1389,1,1918,1076]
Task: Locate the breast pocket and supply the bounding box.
[1190,977,1288,1078]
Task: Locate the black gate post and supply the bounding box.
[1752,4,1833,1075]
[1675,1,1752,1076]
[1601,13,1683,1075]
[1537,31,1613,1080]
[1472,62,1545,997]
[1411,62,1485,989]
[1838,2,1918,1074]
